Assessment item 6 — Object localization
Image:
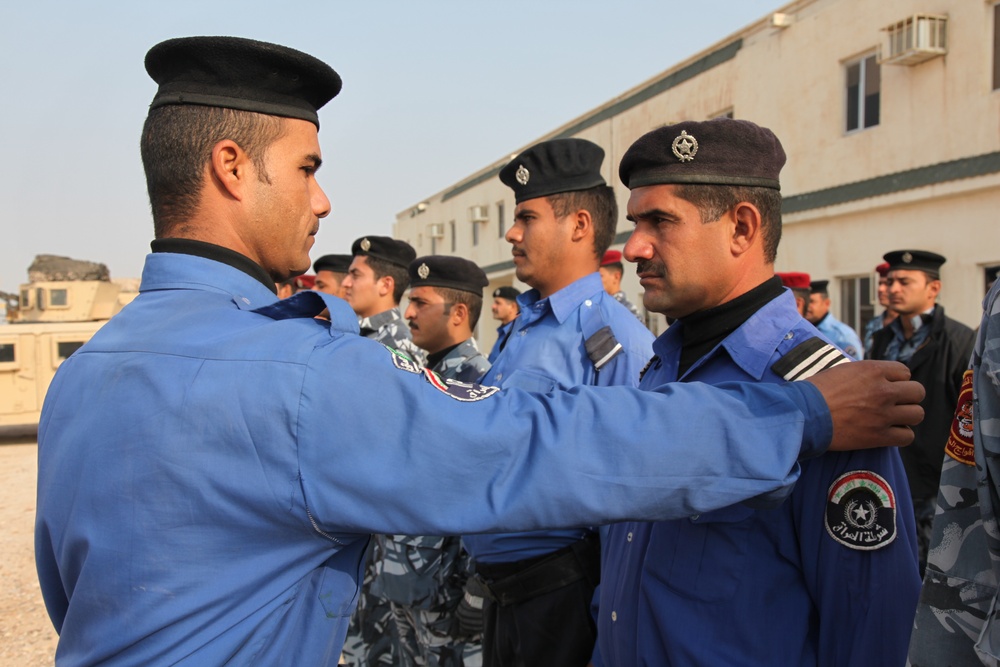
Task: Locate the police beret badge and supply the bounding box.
[417,263,430,279]
[671,130,698,162]
[825,471,896,550]
[516,164,530,185]
[361,238,372,252]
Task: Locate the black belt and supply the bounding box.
[474,534,600,607]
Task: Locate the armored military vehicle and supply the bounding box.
[0,255,137,435]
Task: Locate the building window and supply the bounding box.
[497,201,506,238]
[846,54,880,132]
[840,275,874,333]
[472,220,480,247]
[49,288,68,307]
[986,264,1000,293]
[994,4,1000,90]
[450,221,456,253]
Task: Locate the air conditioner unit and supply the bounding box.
[879,14,947,66]
[469,205,489,223]
[771,12,793,28]
[428,223,445,239]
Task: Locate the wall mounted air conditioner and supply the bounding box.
[879,14,947,66]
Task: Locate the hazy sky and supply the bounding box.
[0,0,783,292]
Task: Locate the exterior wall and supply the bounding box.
[396,0,1000,350]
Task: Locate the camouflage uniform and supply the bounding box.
[371,338,489,666]
[908,281,1000,666]
[430,338,490,384]
[359,307,427,366]
[342,307,424,666]
[613,290,642,321]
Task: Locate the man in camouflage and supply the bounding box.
[368,256,493,666]
[908,278,1000,666]
[343,235,426,365]
[340,235,422,665]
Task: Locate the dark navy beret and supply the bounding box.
[145,36,342,128]
[493,286,521,301]
[409,256,489,295]
[810,280,830,294]
[619,118,786,190]
[313,254,352,273]
[499,138,606,203]
[883,250,946,276]
[351,236,416,268]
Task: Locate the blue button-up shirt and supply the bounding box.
[463,273,654,562]
[595,291,920,667]
[815,313,864,360]
[35,253,832,666]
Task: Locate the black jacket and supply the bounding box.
[871,305,975,499]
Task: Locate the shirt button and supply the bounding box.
[611,611,617,622]
[496,373,503,381]
[584,299,592,307]
[626,532,633,542]
[241,297,251,305]
[519,329,527,336]
[691,514,700,521]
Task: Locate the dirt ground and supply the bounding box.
[0,436,59,666]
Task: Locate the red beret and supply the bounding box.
[875,262,890,277]
[601,250,622,266]
[293,274,316,290]
[776,272,810,290]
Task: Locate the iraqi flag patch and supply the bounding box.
[423,369,500,402]
[825,471,896,550]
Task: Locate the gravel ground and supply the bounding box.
[0,437,58,666]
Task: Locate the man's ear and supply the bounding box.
[570,208,593,243]
[731,202,762,257]
[450,302,469,327]
[377,275,394,298]
[210,139,251,201]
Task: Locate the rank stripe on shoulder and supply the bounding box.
[771,336,850,382]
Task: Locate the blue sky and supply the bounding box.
[0,0,783,292]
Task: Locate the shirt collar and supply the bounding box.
[151,238,276,293]
[516,273,604,324]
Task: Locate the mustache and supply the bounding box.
[635,260,665,277]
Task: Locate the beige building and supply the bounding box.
[394,0,1000,352]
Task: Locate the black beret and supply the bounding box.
[619,118,786,190]
[499,138,606,203]
[810,280,830,294]
[493,286,521,301]
[351,236,416,268]
[145,36,342,128]
[313,254,352,274]
[883,250,946,277]
[408,256,489,296]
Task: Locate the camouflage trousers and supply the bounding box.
[389,602,482,667]
[341,544,397,666]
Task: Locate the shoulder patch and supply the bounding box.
[825,470,897,550]
[423,369,500,402]
[771,336,850,381]
[585,325,623,370]
[388,346,422,374]
[945,369,975,465]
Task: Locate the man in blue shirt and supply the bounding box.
[594,118,921,666]
[487,286,520,363]
[462,138,655,667]
[34,37,924,667]
[808,280,864,360]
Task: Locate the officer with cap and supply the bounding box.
[342,235,425,365]
[34,36,925,667]
[807,280,864,360]
[487,286,520,363]
[462,137,655,667]
[871,249,975,574]
[313,253,352,298]
[369,255,492,666]
[593,118,920,667]
[863,262,896,359]
[599,249,643,321]
[776,271,811,317]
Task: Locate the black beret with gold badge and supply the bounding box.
[408,256,489,295]
[883,250,946,278]
[619,118,786,190]
[351,236,416,268]
[499,138,607,203]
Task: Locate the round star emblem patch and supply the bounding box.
[825,470,896,550]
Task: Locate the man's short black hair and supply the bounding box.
[547,184,618,260]
[436,286,484,331]
[366,255,411,304]
[141,106,285,237]
[674,184,782,263]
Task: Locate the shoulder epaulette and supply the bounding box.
[771,336,850,381]
[585,326,623,370]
